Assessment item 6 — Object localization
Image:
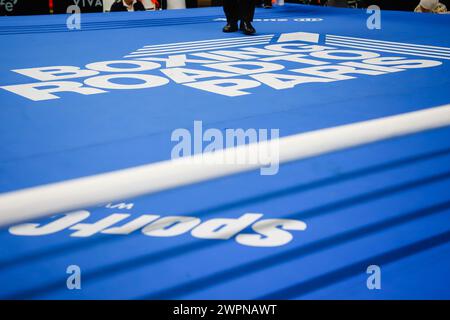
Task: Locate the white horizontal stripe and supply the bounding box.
[124,41,271,57]
[326,36,450,55]
[325,40,450,60]
[327,34,450,52]
[142,35,274,49]
[1,104,450,226]
[131,38,273,55]
[326,39,450,58]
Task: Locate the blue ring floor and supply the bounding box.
[0,4,449,299]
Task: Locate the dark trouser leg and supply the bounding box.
[223,0,240,23]
[239,0,256,22]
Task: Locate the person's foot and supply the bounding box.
[222,22,238,33]
[240,21,256,35]
[263,4,272,8]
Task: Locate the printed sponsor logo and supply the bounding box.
[9,210,307,248]
[1,31,447,101]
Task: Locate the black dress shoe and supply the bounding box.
[222,22,238,33]
[240,21,256,35]
[263,4,272,8]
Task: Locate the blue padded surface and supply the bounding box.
[0,4,449,299]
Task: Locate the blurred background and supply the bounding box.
[1,0,449,15]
